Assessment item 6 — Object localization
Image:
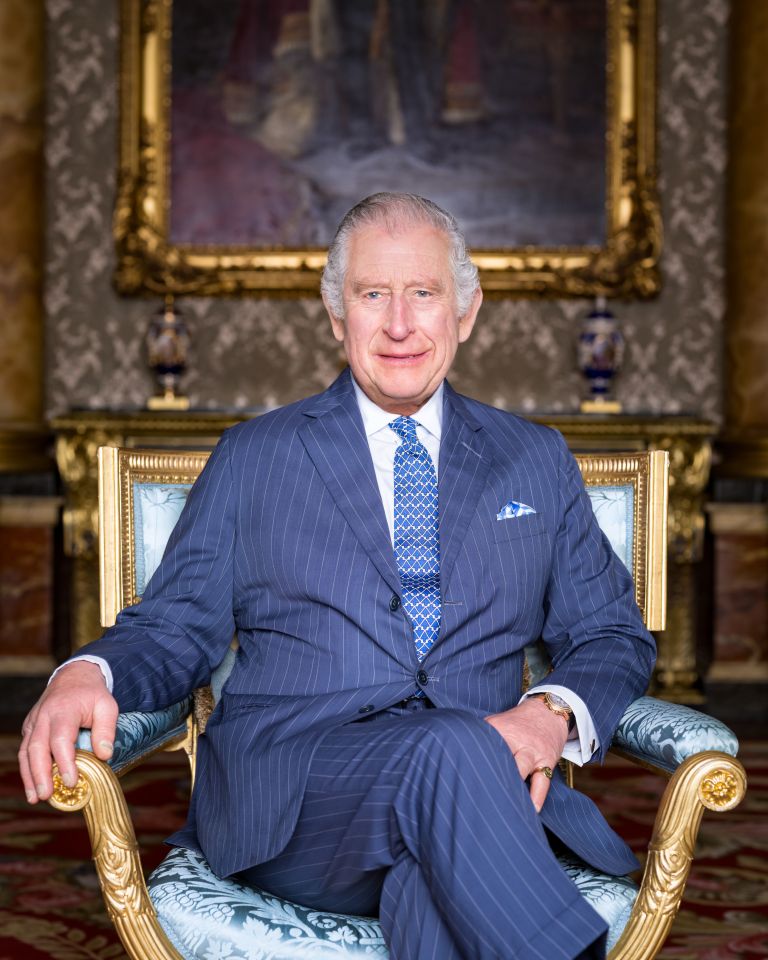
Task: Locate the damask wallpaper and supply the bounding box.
[44,0,728,420]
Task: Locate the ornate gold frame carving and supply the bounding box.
[98,446,211,627]
[114,0,661,298]
[575,450,668,631]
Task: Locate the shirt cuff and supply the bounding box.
[519,684,599,766]
[49,655,114,693]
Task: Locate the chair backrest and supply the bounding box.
[98,447,211,628]
[98,446,668,631]
[574,450,667,632]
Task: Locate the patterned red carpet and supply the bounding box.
[0,737,766,959]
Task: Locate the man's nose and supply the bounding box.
[384,294,413,339]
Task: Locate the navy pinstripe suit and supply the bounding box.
[81,369,655,957]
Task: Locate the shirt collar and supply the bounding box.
[351,375,444,442]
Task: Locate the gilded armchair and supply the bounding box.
[47,446,747,960]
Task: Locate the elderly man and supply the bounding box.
[20,193,654,960]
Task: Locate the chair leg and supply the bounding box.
[608,751,747,960]
[48,749,183,960]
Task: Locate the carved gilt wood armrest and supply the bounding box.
[606,696,747,960]
[47,698,193,960]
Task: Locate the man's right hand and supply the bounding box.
[18,661,118,804]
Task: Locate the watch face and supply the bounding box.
[548,694,571,711]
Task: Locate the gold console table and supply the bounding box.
[52,409,715,704]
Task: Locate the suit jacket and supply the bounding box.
[83,370,655,879]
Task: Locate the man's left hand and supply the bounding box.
[484,699,569,812]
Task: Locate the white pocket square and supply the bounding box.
[496,500,537,520]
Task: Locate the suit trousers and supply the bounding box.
[238,703,608,960]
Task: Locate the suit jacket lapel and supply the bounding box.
[298,371,403,598]
[299,374,494,632]
[438,384,493,604]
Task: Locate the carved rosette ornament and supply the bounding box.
[51,768,90,809]
[700,769,741,811]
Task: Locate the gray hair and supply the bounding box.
[321,193,480,319]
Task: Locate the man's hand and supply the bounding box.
[484,698,569,812]
[18,661,118,804]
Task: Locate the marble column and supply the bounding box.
[723,0,768,473]
[708,2,768,714]
[0,0,47,472]
[0,3,57,685]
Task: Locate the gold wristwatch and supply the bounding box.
[531,692,575,730]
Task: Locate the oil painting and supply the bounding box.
[115,0,659,296]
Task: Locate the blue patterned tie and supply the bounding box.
[389,417,441,660]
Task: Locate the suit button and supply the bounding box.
[359,705,374,714]
[416,669,428,685]
[389,595,401,612]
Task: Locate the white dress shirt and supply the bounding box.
[61,377,599,764]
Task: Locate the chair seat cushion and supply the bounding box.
[148,847,638,959]
[557,854,639,953]
[148,848,388,959]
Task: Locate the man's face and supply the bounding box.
[325,223,482,416]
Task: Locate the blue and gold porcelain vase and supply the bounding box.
[145,297,191,410]
[578,297,624,414]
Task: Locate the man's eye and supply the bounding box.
[364,291,382,300]
[415,290,431,298]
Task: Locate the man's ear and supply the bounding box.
[322,292,346,343]
[458,286,483,343]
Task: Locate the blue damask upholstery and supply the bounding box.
[558,856,638,954]
[585,484,635,577]
[613,696,739,773]
[133,482,193,596]
[148,848,637,959]
[75,698,191,774]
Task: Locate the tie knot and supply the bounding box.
[389,416,420,445]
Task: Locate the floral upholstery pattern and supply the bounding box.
[148,848,637,960]
[75,697,191,774]
[149,849,388,959]
[612,696,739,774]
[133,482,193,596]
[585,485,635,577]
[557,855,638,954]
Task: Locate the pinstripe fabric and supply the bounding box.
[76,368,655,884]
[240,706,608,960]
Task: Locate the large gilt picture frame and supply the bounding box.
[114,0,660,298]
